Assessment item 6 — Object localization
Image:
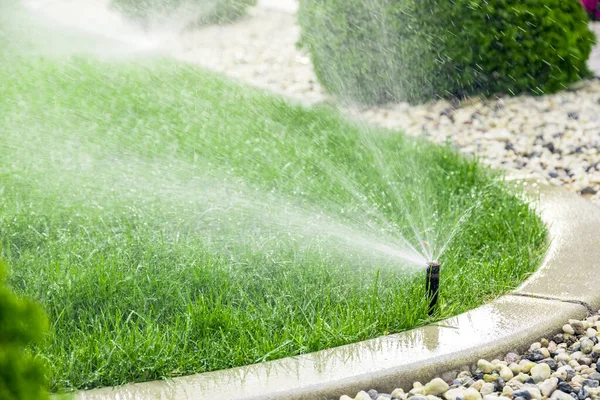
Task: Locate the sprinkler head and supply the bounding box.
[426,260,441,316]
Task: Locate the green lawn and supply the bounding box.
[0,35,546,392]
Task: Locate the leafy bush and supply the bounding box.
[111,0,257,27]
[298,0,596,105]
[0,257,49,400]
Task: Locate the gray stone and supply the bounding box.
[582,379,599,388]
[551,391,576,400]
[512,390,532,400]
[581,338,594,354]
[505,353,521,364]
[588,372,600,381]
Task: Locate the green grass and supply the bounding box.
[0,47,546,391]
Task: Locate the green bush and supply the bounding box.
[0,257,49,400]
[111,0,257,27]
[298,0,596,105]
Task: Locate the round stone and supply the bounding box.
[463,388,482,400]
[551,390,576,400]
[480,383,496,396]
[500,366,514,381]
[425,378,450,396]
[564,325,576,335]
[505,353,521,364]
[443,388,466,400]
[478,359,495,374]
[581,338,594,354]
[540,378,559,397]
[356,391,373,400]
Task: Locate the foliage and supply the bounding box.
[0,257,49,400]
[111,0,257,27]
[298,0,596,104]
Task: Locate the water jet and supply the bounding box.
[426,260,440,316]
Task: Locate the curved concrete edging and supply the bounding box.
[77,181,600,400]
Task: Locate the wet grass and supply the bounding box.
[0,51,547,391]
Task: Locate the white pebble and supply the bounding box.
[519,360,536,373]
[425,378,450,396]
[524,386,542,400]
[531,363,551,381]
[539,377,558,397]
[509,363,522,375]
[563,324,575,335]
[463,388,482,400]
[443,388,465,400]
[354,391,371,400]
[480,382,496,396]
[500,365,514,381]
[478,359,495,374]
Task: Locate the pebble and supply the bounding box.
[478,359,496,374]
[340,313,600,400]
[464,388,483,400]
[500,366,514,381]
[564,325,577,335]
[391,389,406,400]
[589,372,600,380]
[505,353,522,364]
[520,360,537,373]
[539,377,559,396]
[355,391,372,400]
[426,378,450,396]
[480,383,496,396]
[581,339,595,354]
[583,379,600,388]
[531,363,552,381]
[443,388,465,400]
[551,390,576,400]
[484,374,500,383]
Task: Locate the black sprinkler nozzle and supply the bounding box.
[426,260,440,316]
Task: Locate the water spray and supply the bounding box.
[426,260,440,316]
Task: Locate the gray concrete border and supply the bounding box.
[77,181,600,400]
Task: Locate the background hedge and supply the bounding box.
[298,0,596,105]
[0,257,49,400]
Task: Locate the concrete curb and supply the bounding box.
[77,181,600,400]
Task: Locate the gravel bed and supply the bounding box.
[341,314,600,400]
[168,8,600,204]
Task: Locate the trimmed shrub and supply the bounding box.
[111,0,257,27]
[298,0,596,105]
[0,257,49,400]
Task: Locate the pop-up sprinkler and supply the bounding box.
[426,260,440,316]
